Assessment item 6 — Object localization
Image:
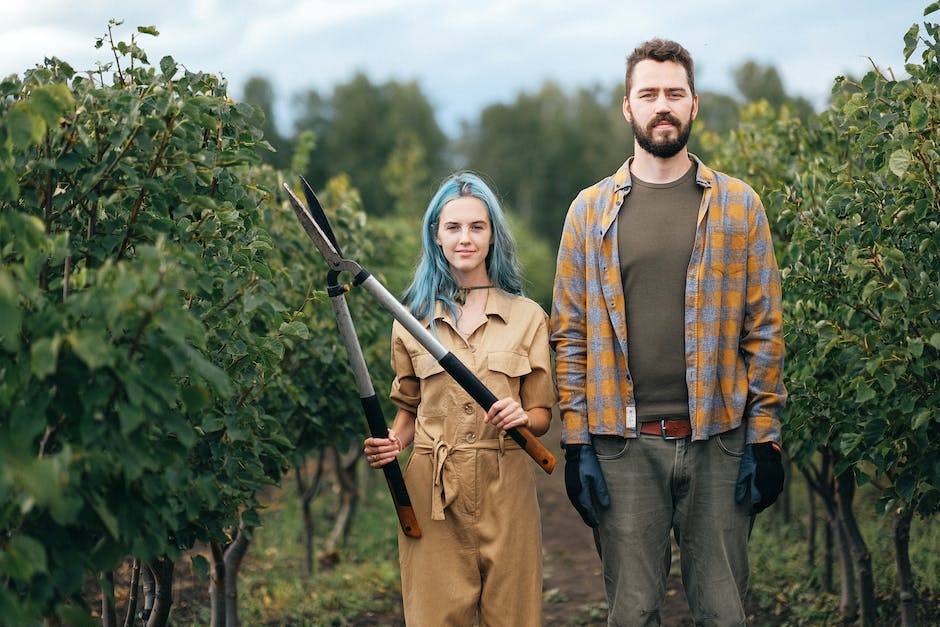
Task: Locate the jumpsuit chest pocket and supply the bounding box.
[485,351,532,399]
[413,352,448,417]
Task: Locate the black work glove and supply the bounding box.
[564,444,610,527]
[735,442,784,514]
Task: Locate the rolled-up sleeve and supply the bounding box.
[520,310,558,411]
[389,322,420,413]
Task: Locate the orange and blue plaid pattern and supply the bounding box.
[551,156,786,445]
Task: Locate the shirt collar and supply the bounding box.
[432,287,513,327]
[613,153,713,192]
[603,153,715,235]
[483,288,513,323]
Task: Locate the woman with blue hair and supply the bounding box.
[364,172,556,625]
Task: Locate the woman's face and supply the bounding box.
[434,196,492,285]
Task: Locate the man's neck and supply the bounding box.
[629,145,692,184]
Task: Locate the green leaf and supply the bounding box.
[903,24,920,60]
[875,370,896,394]
[187,349,232,397]
[895,473,915,500]
[30,336,61,380]
[7,103,45,146]
[14,457,76,523]
[137,25,160,36]
[117,401,146,435]
[181,383,211,413]
[29,83,74,126]
[0,271,22,351]
[0,167,19,200]
[165,414,197,448]
[839,432,862,455]
[857,124,880,148]
[929,333,940,351]
[910,99,928,128]
[90,494,120,539]
[278,320,310,339]
[159,55,178,79]
[201,415,225,433]
[888,148,911,177]
[912,409,933,430]
[68,331,114,370]
[0,535,47,579]
[854,382,877,404]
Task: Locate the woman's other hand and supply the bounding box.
[363,429,404,468]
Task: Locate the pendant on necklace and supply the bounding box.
[455,285,494,305]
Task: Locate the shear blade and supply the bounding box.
[283,182,343,267]
[300,177,344,256]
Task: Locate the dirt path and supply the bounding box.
[537,418,693,626]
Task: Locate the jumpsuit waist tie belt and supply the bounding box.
[413,433,520,521]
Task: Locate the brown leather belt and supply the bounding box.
[639,418,692,439]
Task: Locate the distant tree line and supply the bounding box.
[241,59,816,249]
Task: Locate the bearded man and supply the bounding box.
[551,38,787,626]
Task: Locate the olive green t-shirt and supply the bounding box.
[617,164,701,420]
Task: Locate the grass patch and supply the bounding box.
[746,479,940,625]
[237,473,403,625]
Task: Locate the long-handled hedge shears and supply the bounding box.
[284,181,556,504]
[283,179,420,538]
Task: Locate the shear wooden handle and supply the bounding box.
[439,354,556,474]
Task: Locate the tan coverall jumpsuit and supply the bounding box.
[390,290,557,626]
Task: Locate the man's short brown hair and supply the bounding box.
[625,38,695,96]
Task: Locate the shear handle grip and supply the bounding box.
[361,395,422,538]
[438,353,556,474]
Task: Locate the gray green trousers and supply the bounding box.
[591,426,752,626]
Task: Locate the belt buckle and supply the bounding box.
[660,419,682,440]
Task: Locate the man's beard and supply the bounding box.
[632,112,693,158]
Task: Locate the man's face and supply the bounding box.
[623,59,698,159]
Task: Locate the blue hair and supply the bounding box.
[401,171,523,324]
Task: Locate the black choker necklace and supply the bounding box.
[455,285,494,305]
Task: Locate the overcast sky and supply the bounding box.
[0,1,932,135]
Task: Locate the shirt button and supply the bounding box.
[466,433,477,443]
[463,402,474,415]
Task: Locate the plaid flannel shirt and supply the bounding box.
[551,156,786,445]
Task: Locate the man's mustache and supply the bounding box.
[648,113,682,130]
